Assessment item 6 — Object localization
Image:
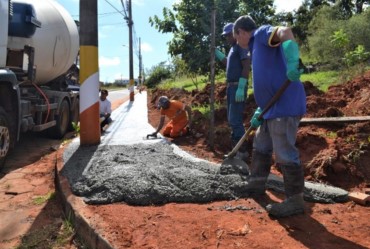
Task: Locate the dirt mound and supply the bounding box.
[148,71,370,191]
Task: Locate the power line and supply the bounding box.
[120,0,129,20]
[71,10,125,19]
[103,0,126,18]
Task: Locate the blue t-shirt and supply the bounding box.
[249,25,306,119]
[226,43,249,82]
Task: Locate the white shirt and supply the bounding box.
[99,98,111,115]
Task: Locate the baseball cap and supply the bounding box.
[157,96,170,109]
[221,23,234,36]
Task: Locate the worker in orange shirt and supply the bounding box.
[147,96,192,138]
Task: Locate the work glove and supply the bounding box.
[146,132,157,139]
[235,77,247,102]
[282,40,302,81]
[250,107,263,128]
[215,48,226,61]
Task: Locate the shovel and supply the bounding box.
[220,79,292,175]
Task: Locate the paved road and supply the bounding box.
[107,88,130,103]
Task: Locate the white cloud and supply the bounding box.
[99,56,121,66]
[133,0,145,6]
[141,42,153,52]
[275,0,303,13]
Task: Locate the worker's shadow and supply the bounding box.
[252,193,367,249]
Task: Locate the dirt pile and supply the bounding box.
[148,71,370,191]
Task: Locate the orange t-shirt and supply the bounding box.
[160,100,188,123]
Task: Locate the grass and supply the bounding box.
[193,102,224,118]
[301,70,340,92]
[15,219,77,249]
[159,74,226,91]
[32,192,55,205]
[157,69,345,94]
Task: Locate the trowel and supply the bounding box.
[220,79,292,175]
[143,133,161,140]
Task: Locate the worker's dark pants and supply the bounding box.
[100,114,112,129]
[227,83,246,145]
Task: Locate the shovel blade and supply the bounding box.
[220,157,249,175]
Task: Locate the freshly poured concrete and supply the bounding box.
[62,92,348,205]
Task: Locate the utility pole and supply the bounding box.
[79,0,101,144]
[138,37,142,86]
[128,0,134,101]
[209,5,216,148]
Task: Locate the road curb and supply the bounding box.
[54,151,115,249]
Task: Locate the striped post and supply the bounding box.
[79,0,100,145]
[128,0,135,101]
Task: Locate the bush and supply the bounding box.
[307,7,370,69]
[145,63,172,88]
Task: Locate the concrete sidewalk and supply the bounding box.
[57,91,349,249]
[101,91,163,146]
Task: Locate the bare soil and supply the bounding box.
[85,72,370,249]
[1,72,370,249]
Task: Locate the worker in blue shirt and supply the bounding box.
[215,23,251,162]
[233,16,306,218]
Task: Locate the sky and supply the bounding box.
[56,0,303,83]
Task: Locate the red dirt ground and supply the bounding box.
[1,72,370,248]
[83,71,370,249]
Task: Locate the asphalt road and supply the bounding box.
[106,88,130,103]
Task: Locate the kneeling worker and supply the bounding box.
[99,89,112,132]
[148,96,192,138]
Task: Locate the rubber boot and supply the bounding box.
[245,150,272,195]
[266,163,305,217]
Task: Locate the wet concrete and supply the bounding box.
[61,92,348,206]
[62,142,248,205]
[62,140,348,205]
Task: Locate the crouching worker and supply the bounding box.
[99,89,112,132]
[149,96,192,138]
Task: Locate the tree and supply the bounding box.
[149,0,276,77]
[307,6,370,68]
[145,62,172,88]
[239,0,275,25]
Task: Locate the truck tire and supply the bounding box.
[50,99,70,139]
[68,98,79,131]
[0,108,11,168]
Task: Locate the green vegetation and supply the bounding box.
[193,102,224,118]
[71,121,80,133]
[325,131,338,139]
[301,71,340,92]
[144,1,369,88]
[15,219,77,249]
[155,70,342,94]
[32,192,55,205]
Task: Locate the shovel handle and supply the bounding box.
[225,125,254,158]
[226,79,292,159]
[257,79,291,120]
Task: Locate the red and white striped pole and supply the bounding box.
[79,0,100,145]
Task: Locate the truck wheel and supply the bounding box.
[0,108,10,168]
[51,99,70,139]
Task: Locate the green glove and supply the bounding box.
[235,77,247,102]
[215,48,226,61]
[250,107,263,128]
[282,40,301,81]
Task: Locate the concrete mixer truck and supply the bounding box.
[0,0,80,166]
